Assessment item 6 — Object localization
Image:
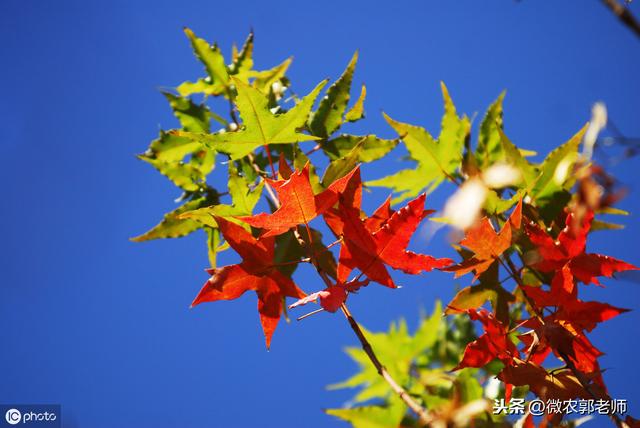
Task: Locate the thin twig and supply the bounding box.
[274,258,311,267]
[304,143,323,156]
[601,0,640,38]
[227,93,240,125]
[340,303,432,426]
[264,145,277,178]
[297,308,325,321]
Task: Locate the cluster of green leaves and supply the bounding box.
[133,28,398,269]
[326,302,492,427]
[133,27,594,266]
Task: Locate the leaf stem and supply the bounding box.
[297,308,325,321]
[264,145,277,178]
[304,143,323,156]
[227,94,240,125]
[339,303,432,426]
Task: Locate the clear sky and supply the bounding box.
[1,1,639,427]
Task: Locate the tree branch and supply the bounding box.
[339,303,433,426]
[601,0,640,38]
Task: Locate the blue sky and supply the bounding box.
[1,1,639,427]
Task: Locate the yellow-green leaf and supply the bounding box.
[131,198,211,242]
[309,51,358,138]
[181,28,229,96]
[476,91,506,169]
[178,78,327,159]
[162,92,210,132]
[532,124,588,201]
[325,396,406,428]
[367,83,470,203]
[344,84,366,123]
[321,137,365,187]
[323,134,398,163]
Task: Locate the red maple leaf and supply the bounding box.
[239,163,360,237]
[288,278,370,313]
[328,193,452,288]
[191,217,305,348]
[519,265,627,374]
[453,308,519,370]
[519,316,604,375]
[526,210,636,285]
[522,266,629,333]
[444,200,522,279]
[498,359,598,401]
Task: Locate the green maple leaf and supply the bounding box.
[344,84,366,123]
[178,28,230,97]
[325,396,406,428]
[321,137,365,186]
[130,191,219,242]
[308,53,397,165]
[177,78,327,160]
[530,124,588,201]
[445,262,514,325]
[179,164,264,230]
[174,165,264,266]
[309,51,359,138]
[323,134,398,164]
[139,92,216,192]
[367,82,470,203]
[329,302,441,403]
[177,29,293,97]
[475,91,506,169]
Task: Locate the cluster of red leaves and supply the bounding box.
[191,163,450,347]
[444,199,522,279]
[448,199,637,418]
[190,156,638,424]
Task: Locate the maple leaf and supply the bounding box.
[518,265,628,375]
[453,308,519,370]
[323,194,393,240]
[308,51,359,138]
[239,163,361,237]
[526,209,637,285]
[191,217,305,348]
[364,196,395,232]
[498,360,598,401]
[178,29,293,97]
[522,265,629,331]
[331,193,452,287]
[445,266,515,326]
[521,317,604,375]
[289,278,370,313]
[367,83,471,202]
[177,78,327,160]
[289,287,347,313]
[177,164,264,231]
[329,303,442,404]
[444,199,522,279]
